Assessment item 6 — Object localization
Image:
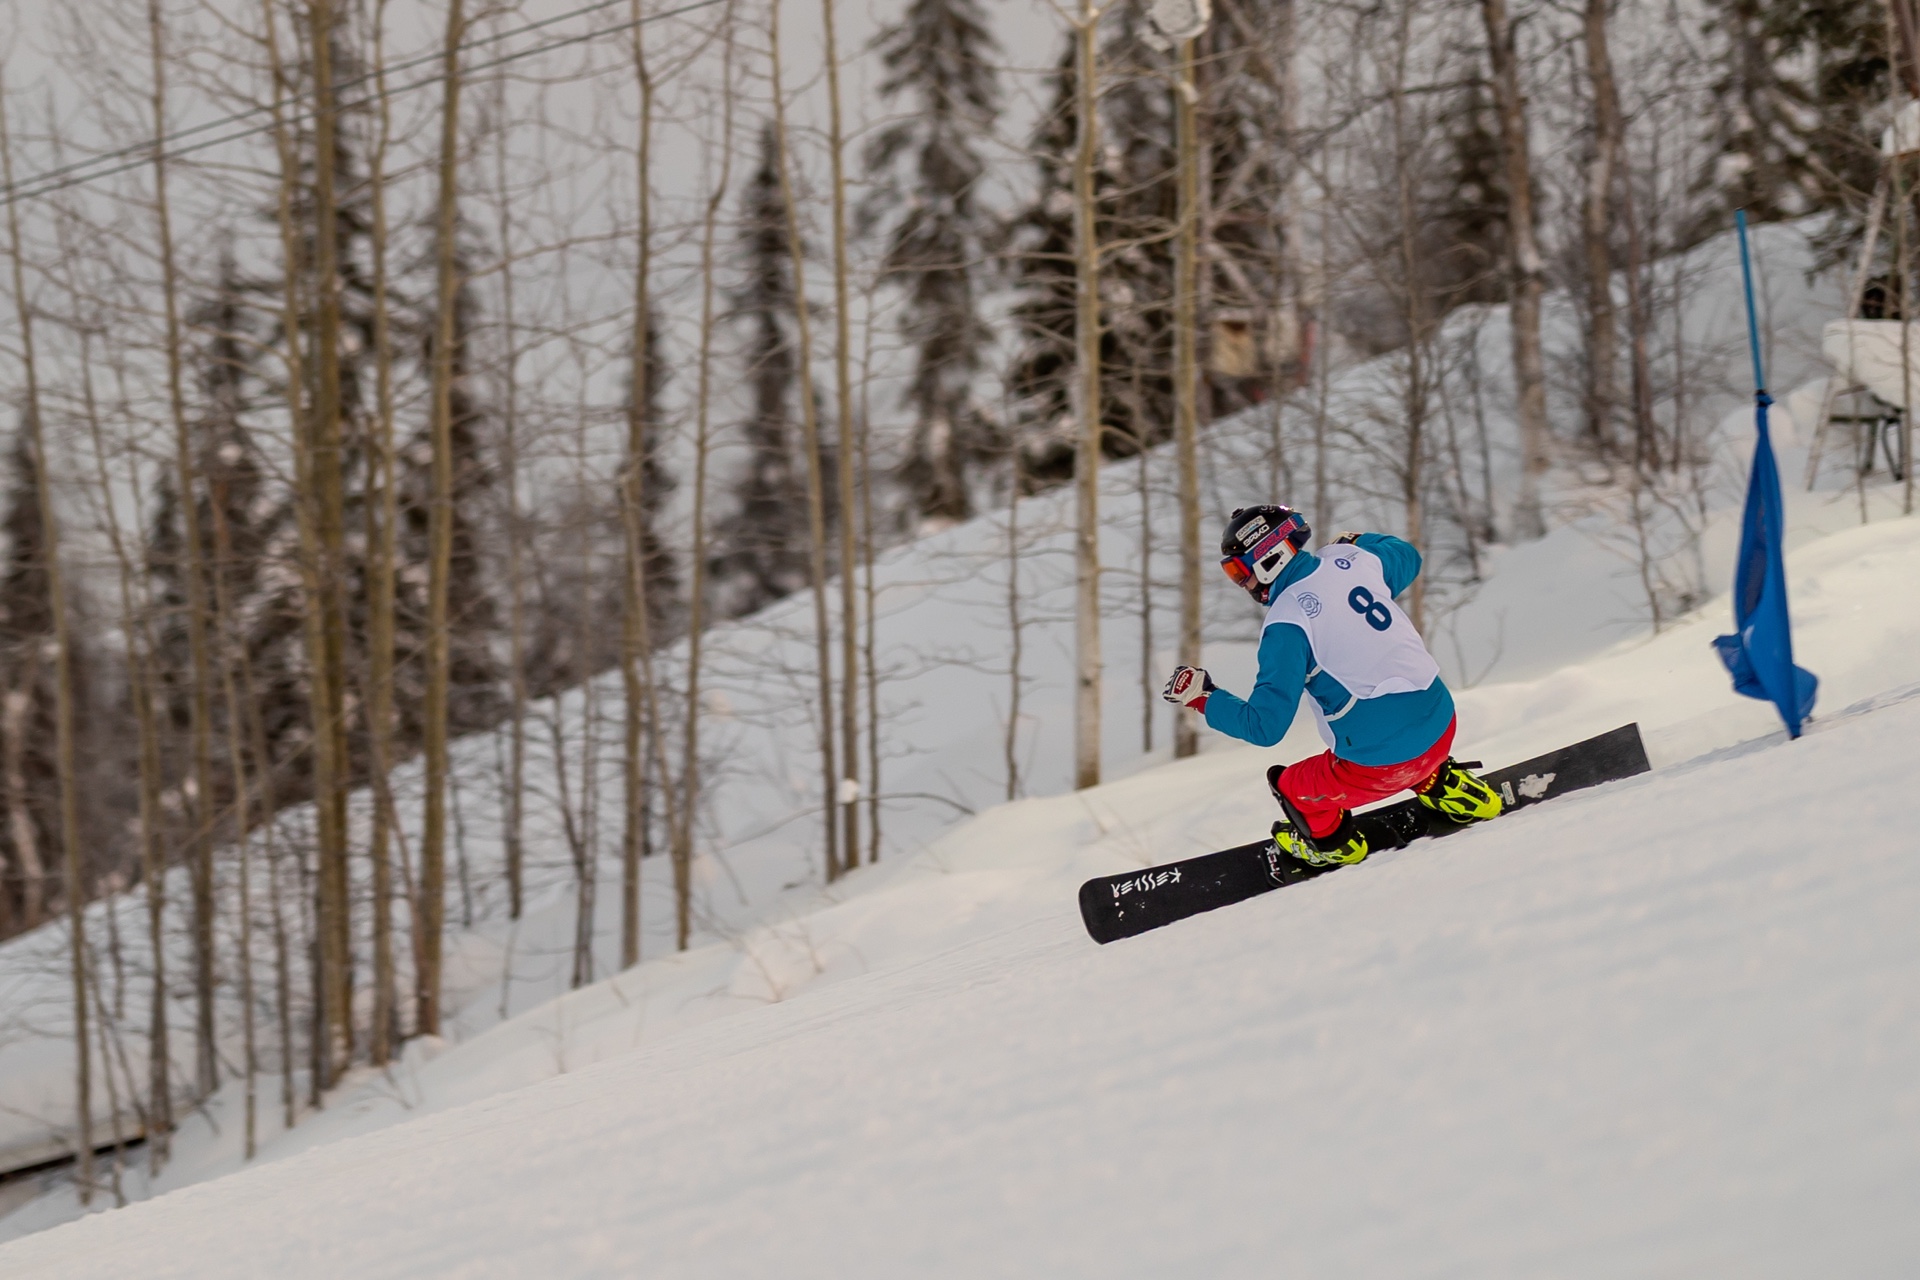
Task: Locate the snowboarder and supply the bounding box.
[1161,504,1502,866]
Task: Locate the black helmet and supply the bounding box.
[1220,505,1310,605]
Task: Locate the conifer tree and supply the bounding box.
[710,124,815,617]
[861,0,1004,527]
[628,308,678,634]
[1005,40,1082,489]
[0,426,67,937]
[1742,0,1895,260]
[1692,0,1835,239]
[394,260,502,747]
[150,254,295,829]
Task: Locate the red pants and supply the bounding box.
[1276,717,1456,838]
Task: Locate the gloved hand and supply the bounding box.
[1161,665,1215,712]
[1333,531,1364,545]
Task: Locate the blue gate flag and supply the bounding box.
[1713,211,1817,737]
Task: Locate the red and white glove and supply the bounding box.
[1161,665,1215,712]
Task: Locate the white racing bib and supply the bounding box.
[1263,546,1439,743]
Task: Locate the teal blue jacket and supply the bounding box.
[1203,534,1454,765]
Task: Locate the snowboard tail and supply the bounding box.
[1079,723,1650,944]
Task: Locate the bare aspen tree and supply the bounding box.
[261,0,333,1089]
[78,315,170,1173]
[1271,0,1303,407]
[1591,3,1656,467]
[819,0,862,869]
[1172,32,1201,761]
[767,0,843,880]
[364,0,401,1063]
[1383,0,1432,626]
[1,78,92,1203]
[1581,0,1621,450]
[1072,0,1104,791]
[1004,441,1024,801]
[146,0,221,1100]
[676,2,738,949]
[2,653,42,932]
[857,287,880,863]
[619,0,657,969]
[84,935,125,1206]
[207,489,258,1157]
[300,0,356,1076]
[1138,430,1153,751]
[1480,0,1548,537]
[492,26,528,928]
[239,651,294,1131]
[420,0,470,1037]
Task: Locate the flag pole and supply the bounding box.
[1735,208,1767,399]
[1714,210,1816,739]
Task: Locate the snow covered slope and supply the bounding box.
[4,508,1919,1275]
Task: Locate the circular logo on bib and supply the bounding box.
[1334,557,1353,570]
[1297,591,1322,618]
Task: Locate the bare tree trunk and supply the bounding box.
[1072,0,1104,791]
[206,493,257,1158]
[364,0,401,1065]
[240,655,293,1133]
[1005,441,1024,801]
[0,80,91,1202]
[304,0,355,1078]
[1617,148,1656,471]
[674,1,737,949]
[1582,0,1621,451]
[419,0,469,1038]
[1172,34,1201,761]
[1480,0,1548,538]
[146,0,221,1101]
[1271,0,1303,400]
[1900,153,1915,513]
[619,0,657,969]
[1310,172,1333,541]
[768,0,842,881]
[77,326,170,1173]
[1390,0,1428,628]
[820,0,862,869]
[2,670,43,930]
[1137,433,1153,752]
[85,938,126,1206]
[490,35,528,929]
[857,301,881,863]
[265,0,346,1092]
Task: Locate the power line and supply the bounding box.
[0,0,725,211]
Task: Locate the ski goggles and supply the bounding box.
[1221,519,1302,590]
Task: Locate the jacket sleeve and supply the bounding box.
[1354,532,1422,598]
[1203,622,1312,747]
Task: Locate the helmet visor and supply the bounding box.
[1221,554,1256,588]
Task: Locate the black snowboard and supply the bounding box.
[1079,723,1650,944]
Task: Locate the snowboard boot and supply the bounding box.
[1416,758,1504,825]
[1269,811,1370,867]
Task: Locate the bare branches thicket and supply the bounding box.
[0,76,93,1201]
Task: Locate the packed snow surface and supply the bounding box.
[3,218,1914,1270]
[3,514,1920,1275]
[0,219,1853,1179]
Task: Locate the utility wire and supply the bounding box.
[4,0,634,203]
[0,0,725,211]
